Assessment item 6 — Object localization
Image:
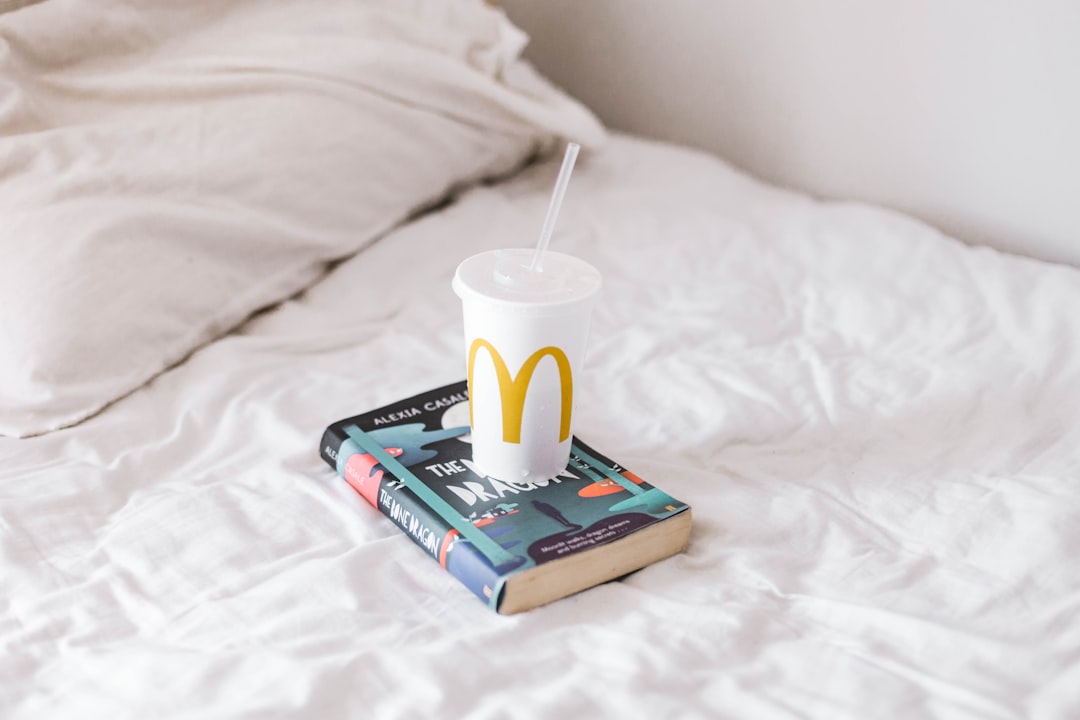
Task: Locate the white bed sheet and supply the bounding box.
[3,135,1079,719]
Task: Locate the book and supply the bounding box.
[318,380,692,614]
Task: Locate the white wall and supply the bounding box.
[503,0,1080,267]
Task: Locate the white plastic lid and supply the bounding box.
[452,249,601,315]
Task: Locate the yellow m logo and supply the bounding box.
[467,338,573,444]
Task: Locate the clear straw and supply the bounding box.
[529,142,580,273]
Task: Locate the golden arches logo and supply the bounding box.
[467,338,573,444]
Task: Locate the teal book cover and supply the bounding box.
[319,381,691,613]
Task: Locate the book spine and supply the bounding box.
[318,424,345,470]
[320,424,505,609]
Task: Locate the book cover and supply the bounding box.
[318,380,690,613]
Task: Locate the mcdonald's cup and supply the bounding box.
[453,249,602,483]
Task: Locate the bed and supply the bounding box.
[3,1,1079,718]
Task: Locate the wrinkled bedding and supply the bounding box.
[2,135,1079,719]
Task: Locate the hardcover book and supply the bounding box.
[318,381,692,614]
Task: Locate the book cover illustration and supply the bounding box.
[319,381,688,612]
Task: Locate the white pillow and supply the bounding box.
[0,0,604,437]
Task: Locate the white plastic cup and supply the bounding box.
[453,248,602,483]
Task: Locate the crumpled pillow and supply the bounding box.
[0,0,604,437]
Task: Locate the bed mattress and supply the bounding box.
[3,134,1079,718]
